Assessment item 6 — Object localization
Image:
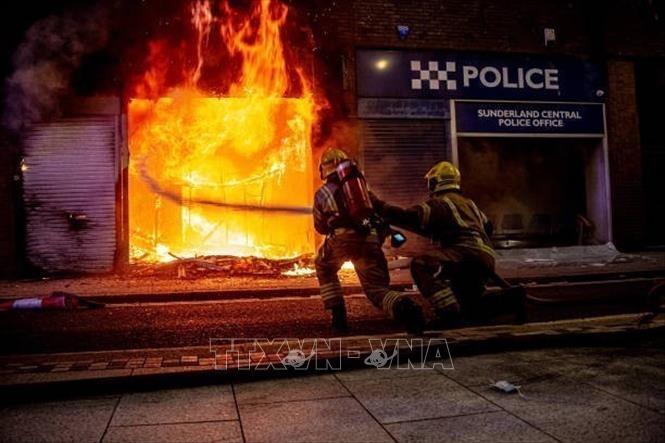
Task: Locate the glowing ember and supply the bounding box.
[282,263,316,277]
[282,261,353,277]
[128,0,318,262]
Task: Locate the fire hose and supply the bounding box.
[139,160,313,214]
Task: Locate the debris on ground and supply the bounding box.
[128,254,399,279]
[130,255,316,279]
[490,380,526,398]
[496,244,655,271]
[0,291,104,311]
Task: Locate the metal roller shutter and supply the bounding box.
[22,117,119,273]
[362,119,448,205]
[361,119,448,254]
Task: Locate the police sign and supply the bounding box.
[357,50,605,102]
[410,61,560,91]
[455,101,605,135]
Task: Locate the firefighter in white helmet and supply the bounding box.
[371,161,496,325]
[313,147,425,334]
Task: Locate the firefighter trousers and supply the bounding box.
[410,248,493,317]
[315,232,405,316]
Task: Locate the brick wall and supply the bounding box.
[604,1,665,58]
[605,60,645,249]
[309,0,664,55]
[351,0,592,53]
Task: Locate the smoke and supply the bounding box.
[3,3,111,132]
[315,120,359,160]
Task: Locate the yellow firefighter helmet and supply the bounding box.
[319,147,349,179]
[425,161,461,193]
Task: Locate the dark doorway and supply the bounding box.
[636,60,665,247]
[458,137,604,248]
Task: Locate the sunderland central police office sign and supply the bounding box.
[356,49,605,102]
[455,101,605,136]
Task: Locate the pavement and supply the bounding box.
[0,246,663,441]
[1,330,663,442]
[1,312,663,388]
[0,246,662,302]
[2,275,661,355]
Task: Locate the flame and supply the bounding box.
[282,260,353,277]
[341,261,355,271]
[282,263,316,277]
[128,0,318,262]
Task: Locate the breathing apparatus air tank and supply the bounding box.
[335,160,374,229]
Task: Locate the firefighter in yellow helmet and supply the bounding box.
[371,161,496,325]
[314,147,425,333]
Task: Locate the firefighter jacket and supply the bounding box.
[376,190,496,267]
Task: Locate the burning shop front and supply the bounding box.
[20,0,323,274]
[357,50,610,249]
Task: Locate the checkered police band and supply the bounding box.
[410,60,457,90]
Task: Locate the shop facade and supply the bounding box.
[356,49,610,249]
[0,0,663,276]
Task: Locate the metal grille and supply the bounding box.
[361,119,448,255]
[22,117,118,273]
[362,119,448,206]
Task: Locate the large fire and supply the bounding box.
[128,0,317,262]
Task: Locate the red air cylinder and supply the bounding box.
[336,160,374,226]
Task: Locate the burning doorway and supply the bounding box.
[127,0,318,263]
[128,96,315,261]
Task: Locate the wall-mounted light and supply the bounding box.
[375,59,389,70]
[544,28,556,47]
[396,25,410,40]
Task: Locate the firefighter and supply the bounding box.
[371,161,496,324]
[314,147,425,334]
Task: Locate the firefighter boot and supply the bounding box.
[330,305,349,332]
[393,298,426,335]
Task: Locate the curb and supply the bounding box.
[77,276,665,305]
[1,313,663,396]
[84,283,414,304]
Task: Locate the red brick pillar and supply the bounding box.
[605,60,645,250]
